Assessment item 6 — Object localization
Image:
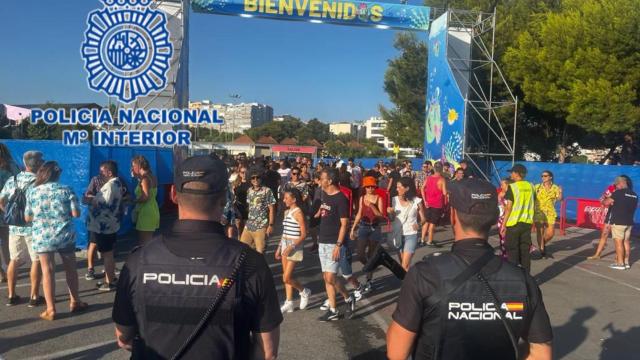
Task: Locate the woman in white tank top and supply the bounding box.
[276,188,311,313]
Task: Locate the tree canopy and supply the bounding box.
[379,33,427,149]
[504,0,640,137]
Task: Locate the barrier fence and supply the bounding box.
[559,197,606,236]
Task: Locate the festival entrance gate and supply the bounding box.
[130,1,516,179]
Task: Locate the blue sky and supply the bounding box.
[0,0,428,122]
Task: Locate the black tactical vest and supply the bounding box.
[133,238,247,359]
[415,252,529,360]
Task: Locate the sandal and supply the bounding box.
[587,255,600,260]
[40,310,56,321]
[70,301,89,313]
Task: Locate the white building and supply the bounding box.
[189,101,273,132]
[364,116,395,150]
[329,122,356,136]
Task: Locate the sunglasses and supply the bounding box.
[291,172,299,175]
[365,186,376,189]
[251,176,260,180]
[542,174,550,178]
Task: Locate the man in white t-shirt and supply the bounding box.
[347,158,363,213]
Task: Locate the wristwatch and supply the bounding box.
[336,242,343,247]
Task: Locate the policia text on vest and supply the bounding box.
[112,156,283,359]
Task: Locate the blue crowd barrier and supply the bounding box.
[2,140,174,249]
[492,161,640,225]
[318,157,639,225]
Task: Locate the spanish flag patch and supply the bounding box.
[504,302,524,312]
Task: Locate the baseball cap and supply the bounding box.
[448,178,498,215]
[175,155,228,194]
[508,164,527,177]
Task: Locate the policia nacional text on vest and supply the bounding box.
[418,247,530,360]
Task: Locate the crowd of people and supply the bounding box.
[0,144,637,359]
[0,144,159,320]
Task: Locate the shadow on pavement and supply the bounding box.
[553,306,596,359]
[350,345,386,360]
[54,341,120,360]
[600,323,640,359]
[0,316,113,354]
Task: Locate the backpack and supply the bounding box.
[3,175,33,227]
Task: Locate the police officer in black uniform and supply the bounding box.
[112,155,283,359]
[387,178,553,360]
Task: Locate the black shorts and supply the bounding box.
[95,233,117,253]
[425,207,444,225]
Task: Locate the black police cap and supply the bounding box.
[448,178,498,215]
[175,155,228,194]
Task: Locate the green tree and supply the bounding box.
[245,118,304,142]
[24,120,52,140]
[296,118,331,143]
[504,0,640,138]
[380,33,427,149]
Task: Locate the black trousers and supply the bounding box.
[505,222,532,273]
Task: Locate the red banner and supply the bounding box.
[271,145,317,154]
[575,199,607,230]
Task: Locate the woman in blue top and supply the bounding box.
[25,161,86,321]
[0,143,19,283]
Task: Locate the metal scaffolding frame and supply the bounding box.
[441,9,517,181]
[118,0,190,132]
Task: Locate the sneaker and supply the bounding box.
[6,296,20,306]
[299,288,311,310]
[28,296,45,307]
[318,309,341,321]
[363,280,373,294]
[624,263,631,269]
[320,299,330,311]
[345,294,356,318]
[280,300,295,313]
[85,269,105,280]
[609,263,626,270]
[97,282,117,292]
[425,242,439,248]
[353,286,363,302]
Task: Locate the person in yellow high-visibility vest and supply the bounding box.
[499,164,536,273]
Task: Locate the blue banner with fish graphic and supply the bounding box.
[424,12,465,166]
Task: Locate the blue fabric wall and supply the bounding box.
[321,157,640,224]
[492,161,640,224]
[2,140,174,249]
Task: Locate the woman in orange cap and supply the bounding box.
[350,176,385,292]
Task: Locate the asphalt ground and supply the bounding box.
[1,221,639,360]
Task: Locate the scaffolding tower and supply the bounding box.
[438,9,517,181]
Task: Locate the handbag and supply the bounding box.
[170,248,248,360]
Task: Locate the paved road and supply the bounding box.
[1,224,639,359]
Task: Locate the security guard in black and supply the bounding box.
[112,156,282,359]
[387,178,553,360]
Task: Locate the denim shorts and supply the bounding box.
[319,243,352,277]
[395,233,418,254]
[357,221,382,242]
